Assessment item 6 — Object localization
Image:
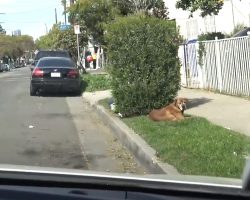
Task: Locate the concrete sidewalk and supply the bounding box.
[178,88,250,137]
[83,90,112,106]
[83,88,250,137]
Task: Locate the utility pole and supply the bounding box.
[55,8,58,24]
[63,0,67,24]
[44,23,48,34]
[230,0,236,29]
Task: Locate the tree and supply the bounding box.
[15,35,35,51]
[0,24,6,35]
[150,0,169,19]
[0,35,34,59]
[68,0,116,45]
[35,24,88,62]
[113,0,169,19]
[35,24,61,50]
[176,0,224,17]
[57,27,88,61]
[68,0,169,46]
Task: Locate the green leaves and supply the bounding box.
[68,0,116,45]
[0,24,6,35]
[35,24,88,62]
[67,0,169,46]
[123,116,250,178]
[113,0,169,19]
[176,0,224,17]
[105,15,181,116]
[0,35,34,59]
[82,74,112,92]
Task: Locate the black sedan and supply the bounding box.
[30,57,81,96]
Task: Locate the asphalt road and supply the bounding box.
[0,67,87,169]
[0,67,145,173]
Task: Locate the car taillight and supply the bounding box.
[32,68,44,77]
[67,69,79,78]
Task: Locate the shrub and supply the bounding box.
[197,32,225,67]
[226,23,247,38]
[105,15,181,116]
[81,73,111,92]
[198,32,225,41]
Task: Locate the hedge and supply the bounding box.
[105,15,181,116]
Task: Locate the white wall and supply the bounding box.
[165,0,250,39]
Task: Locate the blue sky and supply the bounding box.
[0,0,66,40]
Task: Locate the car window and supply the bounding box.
[35,51,70,60]
[37,59,75,68]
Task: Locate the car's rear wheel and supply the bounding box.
[75,88,82,96]
[30,84,36,96]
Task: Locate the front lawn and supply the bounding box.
[81,73,112,92]
[99,98,250,178]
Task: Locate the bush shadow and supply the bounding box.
[187,97,213,109]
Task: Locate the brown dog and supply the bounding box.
[148,98,188,121]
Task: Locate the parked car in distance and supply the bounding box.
[233,27,250,37]
[30,57,81,96]
[31,50,71,71]
[3,64,10,71]
[0,64,10,72]
[0,64,4,72]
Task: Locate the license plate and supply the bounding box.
[51,72,61,77]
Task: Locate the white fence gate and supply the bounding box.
[179,36,250,96]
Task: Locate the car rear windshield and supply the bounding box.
[37,59,75,68]
[35,51,70,60]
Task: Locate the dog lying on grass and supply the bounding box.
[149,98,188,121]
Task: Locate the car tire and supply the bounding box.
[75,88,82,96]
[30,84,36,96]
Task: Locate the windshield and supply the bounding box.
[0,0,250,185]
[35,51,70,60]
[37,58,75,68]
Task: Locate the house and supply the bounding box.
[165,0,250,40]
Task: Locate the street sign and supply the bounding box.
[74,25,80,34]
[74,24,81,66]
[59,24,71,31]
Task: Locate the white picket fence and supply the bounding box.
[179,36,250,96]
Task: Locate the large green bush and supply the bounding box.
[105,15,181,116]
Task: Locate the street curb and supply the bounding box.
[83,97,180,175]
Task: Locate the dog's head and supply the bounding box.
[174,98,188,112]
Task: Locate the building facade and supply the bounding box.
[165,0,250,40]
